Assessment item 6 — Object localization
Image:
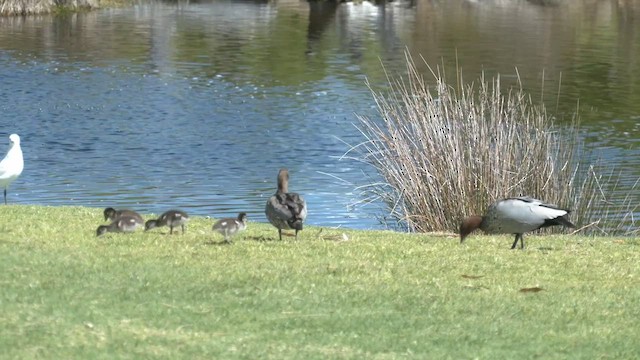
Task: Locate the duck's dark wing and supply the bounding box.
[508,196,570,212]
[266,193,293,226]
[116,209,144,224]
[284,193,307,230]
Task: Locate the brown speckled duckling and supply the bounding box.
[96,215,143,236]
[103,207,144,224]
[212,212,247,243]
[145,210,189,234]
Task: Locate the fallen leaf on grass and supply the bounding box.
[519,287,545,293]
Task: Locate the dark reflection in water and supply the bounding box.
[0,0,638,229]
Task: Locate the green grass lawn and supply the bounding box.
[1,205,639,359]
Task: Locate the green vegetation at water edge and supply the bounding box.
[1,205,639,359]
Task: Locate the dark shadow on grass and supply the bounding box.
[246,235,275,242]
[537,246,557,253]
[203,239,232,246]
[520,287,545,293]
[461,274,484,279]
[247,231,299,242]
[144,231,184,236]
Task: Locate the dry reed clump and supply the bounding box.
[349,53,638,235]
[0,0,100,15]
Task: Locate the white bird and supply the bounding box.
[212,212,248,243]
[265,168,307,240]
[0,134,24,205]
[460,196,576,249]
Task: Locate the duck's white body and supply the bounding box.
[265,169,307,240]
[460,196,576,249]
[482,197,571,235]
[0,134,24,204]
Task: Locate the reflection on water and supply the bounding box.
[0,0,638,230]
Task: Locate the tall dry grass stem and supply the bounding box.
[349,52,638,235]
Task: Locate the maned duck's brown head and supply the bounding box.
[277,168,290,193]
[460,216,483,243]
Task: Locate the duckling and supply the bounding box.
[265,168,307,240]
[212,212,247,243]
[103,207,144,224]
[145,210,189,234]
[96,215,143,236]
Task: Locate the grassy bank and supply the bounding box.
[1,205,639,359]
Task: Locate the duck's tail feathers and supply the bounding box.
[557,215,576,228]
[543,215,576,229]
[288,218,304,231]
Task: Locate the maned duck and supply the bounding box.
[145,210,189,234]
[460,196,576,249]
[0,134,24,205]
[265,168,307,240]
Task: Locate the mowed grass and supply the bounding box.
[1,205,639,359]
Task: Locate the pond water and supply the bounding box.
[0,0,638,230]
